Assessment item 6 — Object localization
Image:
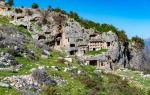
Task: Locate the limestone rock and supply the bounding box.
[64,58,72,63]
[0,82,10,88]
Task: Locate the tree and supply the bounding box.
[47,5,52,12]
[69,11,80,21]
[53,8,67,14]
[8,0,14,6]
[32,3,39,9]
[116,30,128,42]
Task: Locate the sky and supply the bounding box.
[13,0,150,39]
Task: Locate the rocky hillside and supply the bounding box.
[0,3,149,95]
[8,7,148,71]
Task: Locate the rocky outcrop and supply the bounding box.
[0,26,25,48]
[7,8,149,71]
[129,49,145,69]
[128,45,149,71]
[4,67,56,90]
[0,52,17,67]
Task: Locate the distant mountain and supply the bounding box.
[145,38,150,41]
[145,38,150,46]
[144,38,150,63]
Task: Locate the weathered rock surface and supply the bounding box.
[0,26,25,48]
[2,7,149,71]
[4,68,56,90]
[128,47,149,71]
[0,52,17,67]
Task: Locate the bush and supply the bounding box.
[7,48,22,57]
[116,30,128,42]
[105,73,145,95]
[7,0,14,7]
[32,3,39,9]
[41,85,60,95]
[53,8,67,14]
[131,36,144,49]
[68,11,80,21]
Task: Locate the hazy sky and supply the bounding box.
[13,0,150,39]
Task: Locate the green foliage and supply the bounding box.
[0,16,31,37]
[0,50,149,95]
[32,3,39,9]
[103,73,146,95]
[116,30,128,42]
[48,8,128,42]
[85,49,108,56]
[131,36,145,49]
[115,69,150,90]
[0,87,21,95]
[53,8,67,14]
[0,57,37,78]
[41,86,60,95]
[0,16,10,26]
[0,6,148,95]
[7,0,14,7]
[17,25,31,37]
[68,11,80,21]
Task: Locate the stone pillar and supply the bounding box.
[97,61,100,68]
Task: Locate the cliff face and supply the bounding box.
[128,48,145,69]
[2,8,148,71]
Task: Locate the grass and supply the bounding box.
[0,15,149,95]
[0,16,31,37]
[0,16,10,26]
[101,73,147,95]
[0,48,10,52]
[16,26,31,37]
[114,69,150,90]
[84,49,108,56]
[0,57,38,78]
[30,21,42,32]
[0,50,149,95]
[0,87,21,95]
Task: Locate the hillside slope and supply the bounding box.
[0,4,149,95]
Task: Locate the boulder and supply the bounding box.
[0,82,10,88]
[31,68,56,85]
[64,58,72,63]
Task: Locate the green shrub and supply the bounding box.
[41,85,60,95]
[80,76,97,88]
[32,3,39,9]
[0,16,10,25]
[131,36,144,49]
[17,25,31,37]
[53,8,67,14]
[104,73,145,95]
[85,49,108,56]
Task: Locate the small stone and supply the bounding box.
[64,58,72,63]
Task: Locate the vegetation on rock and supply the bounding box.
[0,3,148,95]
[32,3,39,9]
[85,49,108,56]
[131,36,145,49]
[52,8,128,42]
